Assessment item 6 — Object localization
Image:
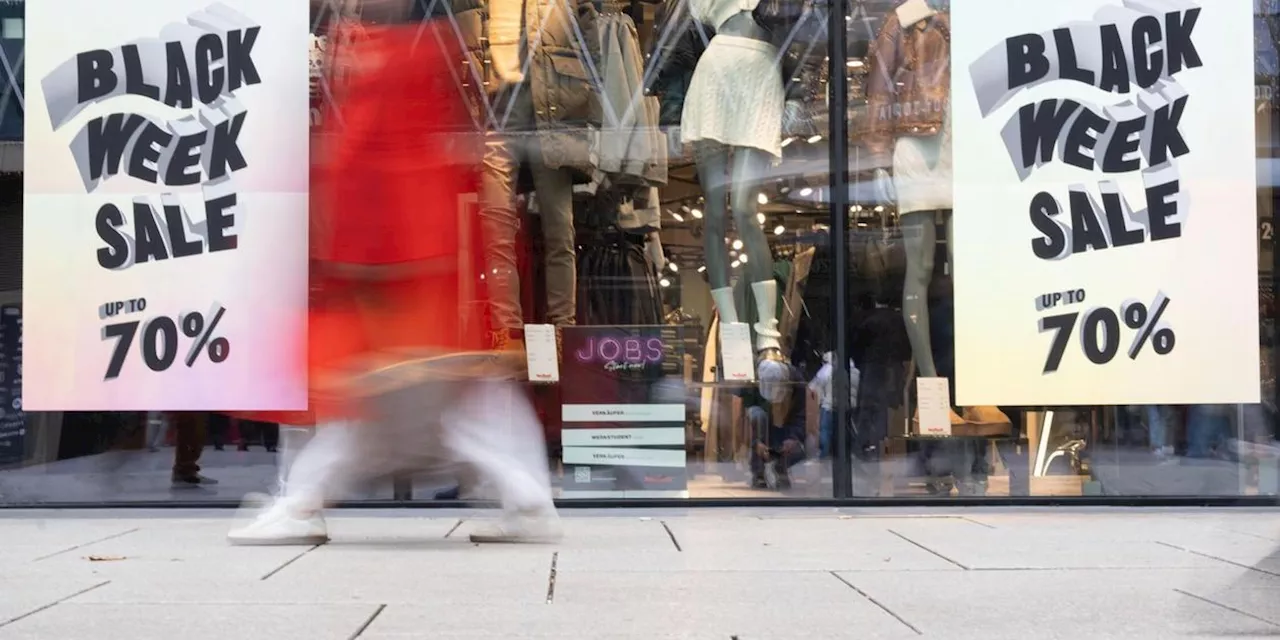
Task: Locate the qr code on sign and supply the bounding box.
[574,467,591,484]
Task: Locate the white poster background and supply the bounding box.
[24,0,309,410]
[953,0,1260,406]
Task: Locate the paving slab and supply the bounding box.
[0,508,1277,639]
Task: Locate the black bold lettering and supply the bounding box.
[86,114,145,182]
[226,27,262,91]
[165,128,204,186]
[95,203,129,270]
[133,202,169,263]
[1132,15,1164,88]
[1062,106,1109,171]
[163,203,203,258]
[1068,189,1109,254]
[1017,99,1081,168]
[1148,95,1190,165]
[1098,24,1131,93]
[121,45,161,101]
[1006,33,1049,90]
[1147,179,1183,241]
[208,111,248,179]
[163,41,194,109]
[195,33,225,104]
[76,50,117,103]
[1054,28,1096,86]
[1100,192,1144,248]
[1029,192,1067,260]
[1165,9,1203,74]
[127,122,172,184]
[1101,114,1145,173]
[205,193,239,252]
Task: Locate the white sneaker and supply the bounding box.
[469,510,563,544]
[227,497,329,546]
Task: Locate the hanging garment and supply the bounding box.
[574,220,664,326]
[648,0,712,124]
[595,11,667,185]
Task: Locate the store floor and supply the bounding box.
[0,448,394,504]
[0,507,1278,638]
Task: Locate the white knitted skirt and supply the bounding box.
[681,35,783,160]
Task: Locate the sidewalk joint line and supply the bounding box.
[960,517,997,530]
[661,521,682,552]
[1155,541,1280,578]
[545,552,559,604]
[444,519,465,539]
[33,528,140,562]
[0,580,110,629]
[1174,589,1280,628]
[888,529,970,570]
[347,604,386,640]
[830,572,922,635]
[261,544,323,581]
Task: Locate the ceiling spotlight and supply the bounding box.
[691,208,703,219]
[756,212,766,225]
[732,239,744,250]
[739,254,749,264]
[847,59,864,68]
[671,212,684,222]
[668,262,679,273]
[731,260,741,269]
[781,137,796,148]
[874,205,885,212]
[757,193,769,205]
[659,278,671,287]
[774,225,785,235]
[697,265,707,273]
[799,187,814,197]
[807,134,823,143]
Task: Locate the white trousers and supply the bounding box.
[279,379,554,514]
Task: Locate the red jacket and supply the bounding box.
[229,22,485,426]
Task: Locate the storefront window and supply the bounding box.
[2,0,1277,504]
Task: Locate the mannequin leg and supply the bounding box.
[479,130,525,339]
[694,142,735,318]
[901,210,938,377]
[529,164,577,326]
[729,148,776,285]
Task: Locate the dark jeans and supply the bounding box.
[750,439,806,477]
[239,420,280,450]
[169,412,205,478]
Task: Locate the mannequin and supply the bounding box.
[683,0,787,384]
[477,0,600,351]
[865,0,1009,430]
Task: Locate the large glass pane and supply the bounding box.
[840,0,1273,498]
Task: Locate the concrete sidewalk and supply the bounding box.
[0,508,1279,639]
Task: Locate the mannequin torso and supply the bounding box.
[719,11,770,42]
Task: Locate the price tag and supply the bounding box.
[916,377,951,437]
[719,322,755,382]
[524,324,560,383]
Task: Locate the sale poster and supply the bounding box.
[952,0,1260,405]
[23,1,309,410]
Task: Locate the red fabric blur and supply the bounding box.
[228,22,486,426]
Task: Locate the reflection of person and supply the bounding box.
[167,412,218,488]
[748,406,806,489]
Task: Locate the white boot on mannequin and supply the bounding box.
[711,286,739,324]
[751,280,788,398]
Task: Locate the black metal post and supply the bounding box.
[828,0,852,498]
